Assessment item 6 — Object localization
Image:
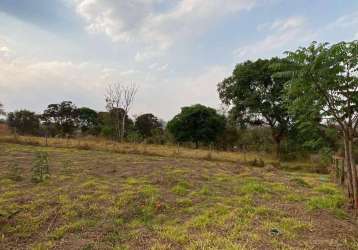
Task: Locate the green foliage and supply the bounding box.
[42,101,79,136]
[7,110,40,135]
[98,110,134,140]
[135,113,163,138]
[31,152,50,182]
[167,104,226,148]
[78,107,99,135]
[100,125,114,138]
[215,125,239,150]
[282,41,358,150]
[126,130,143,143]
[218,57,291,155]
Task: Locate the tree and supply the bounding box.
[167,104,226,148]
[105,83,138,141]
[281,41,358,208]
[135,113,162,138]
[121,83,138,142]
[78,107,99,135]
[42,101,79,136]
[98,110,134,139]
[7,110,40,135]
[105,83,122,141]
[218,58,291,157]
[215,125,239,151]
[0,102,5,116]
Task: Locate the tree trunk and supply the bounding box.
[121,114,126,142]
[343,130,358,209]
[272,132,281,159]
[348,130,358,209]
[275,139,281,159]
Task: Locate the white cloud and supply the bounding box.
[257,16,305,32]
[234,16,312,61]
[135,65,229,118]
[331,11,358,28]
[0,40,226,119]
[323,11,358,41]
[269,16,306,32]
[73,0,258,61]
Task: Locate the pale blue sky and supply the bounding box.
[0,0,357,120]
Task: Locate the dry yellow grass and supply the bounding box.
[0,135,275,164]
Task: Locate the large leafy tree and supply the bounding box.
[167,104,226,148]
[135,113,162,138]
[7,110,40,135]
[42,101,79,136]
[78,107,99,135]
[282,41,358,208]
[218,58,291,157]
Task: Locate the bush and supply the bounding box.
[126,131,143,143]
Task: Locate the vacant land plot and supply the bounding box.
[0,143,357,250]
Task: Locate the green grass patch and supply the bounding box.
[171,181,191,196]
[239,179,269,194]
[50,219,97,240]
[290,177,310,187]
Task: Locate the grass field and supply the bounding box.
[0,142,358,249]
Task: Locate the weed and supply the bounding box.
[263,217,312,240]
[186,232,243,249]
[156,225,188,244]
[307,195,345,212]
[175,198,193,208]
[284,193,305,202]
[314,184,339,195]
[240,179,269,194]
[171,181,190,196]
[50,219,97,240]
[31,152,50,183]
[290,177,310,187]
[198,186,211,196]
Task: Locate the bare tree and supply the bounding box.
[105,83,138,142]
[105,83,122,141]
[121,82,138,141]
